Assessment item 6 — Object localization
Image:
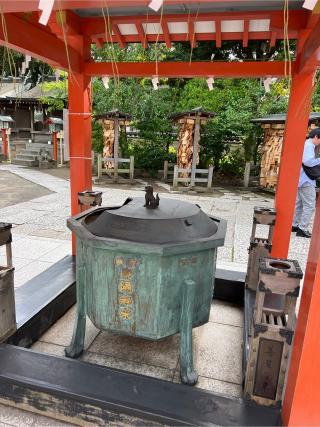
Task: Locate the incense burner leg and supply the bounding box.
[180,279,198,386]
[65,267,86,359]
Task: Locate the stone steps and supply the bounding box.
[15,153,38,161]
[12,143,54,167]
[12,159,39,167]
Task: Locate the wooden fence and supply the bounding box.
[161,161,175,181]
[95,154,134,183]
[173,165,213,189]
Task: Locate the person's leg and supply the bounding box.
[293,188,303,227]
[299,185,316,231]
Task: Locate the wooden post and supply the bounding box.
[2,129,7,160]
[59,136,64,167]
[163,160,168,181]
[97,154,102,180]
[30,106,34,132]
[207,166,213,189]
[6,242,12,269]
[129,155,134,183]
[6,131,11,163]
[91,150,95,170]
[272,71,315,258]
[53,131,58,162]
[173,165,179,189]
[243,161,251,187]
[113,118,119,182]
[191,116,200,188]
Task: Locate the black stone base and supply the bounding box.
[214,268,245,305]
[0,345,282,426]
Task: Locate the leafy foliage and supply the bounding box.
[40,78,68,111]
[4,38,317,177]
[129,139,176,175]
[93,77,178,171]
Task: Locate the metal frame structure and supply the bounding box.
[0,1,319,424]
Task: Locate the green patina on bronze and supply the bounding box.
[66,194,226,386]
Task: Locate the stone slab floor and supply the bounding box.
[0,164,313,426]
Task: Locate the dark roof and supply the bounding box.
[0,115,14,123]
[252,113,320,124]
[170,107,215,121]
[74,1,304,17]
[0,80,63,105]
[45,117,63,125]
[95,109,132,121]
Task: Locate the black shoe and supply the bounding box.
[291,226,299,232]
[296,228,311,238]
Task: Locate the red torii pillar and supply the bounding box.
[272,70,315,258]
[271,69,320,424]
[282,192,320,425]
[68,38,92,255]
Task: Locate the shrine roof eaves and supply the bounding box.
[252,112,320,124]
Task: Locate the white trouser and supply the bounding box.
[293,184,316,231]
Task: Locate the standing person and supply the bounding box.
[292,128,320,238]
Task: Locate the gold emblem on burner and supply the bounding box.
[120,268,132,279]
[119,295,133,305]
[119,308,131,320]
[114,257,124,266]
[128,258,139,268]
[119,280,132,293]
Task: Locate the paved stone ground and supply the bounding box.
[0,170,52,209]
[0,164,312,425]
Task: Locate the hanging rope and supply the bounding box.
[57,0,77,95]
[154,0,164,78]
[101,0,120,107]
[283,0,292,91]
[189,4,200,64]
[0,6,18,87]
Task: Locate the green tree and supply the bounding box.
[40,77,68,111]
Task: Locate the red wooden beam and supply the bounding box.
[92,30,298,47]
[0,13,80,72]
[48,10,81,36]
[243,19,249,47]
[112,24,126,49]
[215,19,221,48]
[136,23,148,48]
[93,37,104,49]
[297,16,320,73]
[189,21,196,48]
[80,10,307,38]
[84,60,295,78]
[161,20,171,48]
[270,30,277,47]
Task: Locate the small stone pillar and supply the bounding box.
[245,257,303,406]
[78,190,102,213]
[245,207,277,290]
